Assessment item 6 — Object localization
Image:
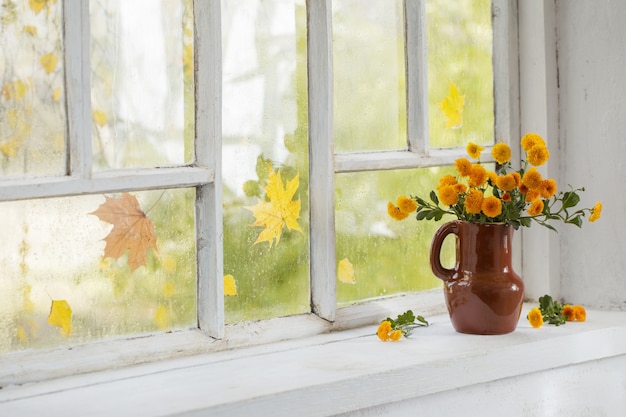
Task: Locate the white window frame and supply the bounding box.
[0,0,519,386]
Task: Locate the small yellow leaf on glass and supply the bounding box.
[29,0,47,14]
[437,81,465,129]
[338,258,355,284]
[40,52,59,74]
[23,25,38,36]
[224,274,237,296]
[93,109,108,127]
[9,80,28,100]
[47,299,72,337]
[154,304,171,330]
[162,282,175,297]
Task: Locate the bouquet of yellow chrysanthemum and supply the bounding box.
[388,133,602,230]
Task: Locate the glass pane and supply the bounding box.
[335,168,458,305]
[333,0,406,152]
[222,0,310,323]
[0,189,196,354]
[0,0,66,178]
[427,0,494,148]
[90,0,194,170]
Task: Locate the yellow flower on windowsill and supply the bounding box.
[387,133,602,231]
[528,294,587,328]
[376,310,429,342]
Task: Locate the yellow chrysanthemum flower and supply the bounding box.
[521,132,545,152]
[495,173,517,191]
[468,164,488,187]
[563,305,576,321]
[377,320,392,341]
[501,192,512,202]
[481,196,502,218]
[574,305,586,322]
[525,189,540,203]
[512,172,522,187]
[522,167,543,189]
[464,188,483,214]
[466,142,484,159]
[487,171,497,184]
[538,178,557,199]
[397,196,418,214]
[438,174,458,188]
[491,143,511,164]
[589,202,602,222]
[527,199,544,216]
[438,185,459,206]
[519,183,530,194]
[455,158,473,177]
[390,330,402,341]
[453,183,467,194]
[527,145,550,166]
[387,202,410,221]
[527,307,544,328]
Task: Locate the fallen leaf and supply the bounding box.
[338,258,356,284]
[22,285,35,312]
[47,299,72,336]
[224,274,237,296]
[245,167,303,247]
[23,25,38,36]
[16,324,29,344]
[40,52,59,74]
[91,193,158,272]
[93,109,107,127]
[29,0,46,14]
[437,81,465,129]
[154,304,171,330]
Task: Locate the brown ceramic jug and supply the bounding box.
[430,220,524,335]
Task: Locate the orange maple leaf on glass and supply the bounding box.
[91,193,158,272]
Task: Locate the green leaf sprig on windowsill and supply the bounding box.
[527,294,587,328]
[377,310,429,342]
[538,294,567,326]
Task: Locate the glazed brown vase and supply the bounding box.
[429,220,524,335]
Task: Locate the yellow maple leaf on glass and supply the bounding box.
[437,81,465,129]
[337,258,355,284]
[246,167,303,247]
[47,299,72,337]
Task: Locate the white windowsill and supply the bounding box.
[1,304,625,417]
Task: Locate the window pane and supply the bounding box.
[0,0,66,178]
[222,0,310,323]
[0,189,196,354]
[333,0,406,152]
[90,0,194,170]
[335,168,458,304]
[427,0,494,148]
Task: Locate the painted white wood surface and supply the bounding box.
[518,0,561,301]
[1,305,624,417]
[556,0,626,309]
[193,0,224,339]
[308,0,337,321]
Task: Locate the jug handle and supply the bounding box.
[429,220,458,282]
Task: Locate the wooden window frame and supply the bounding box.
[0,0,519,386]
